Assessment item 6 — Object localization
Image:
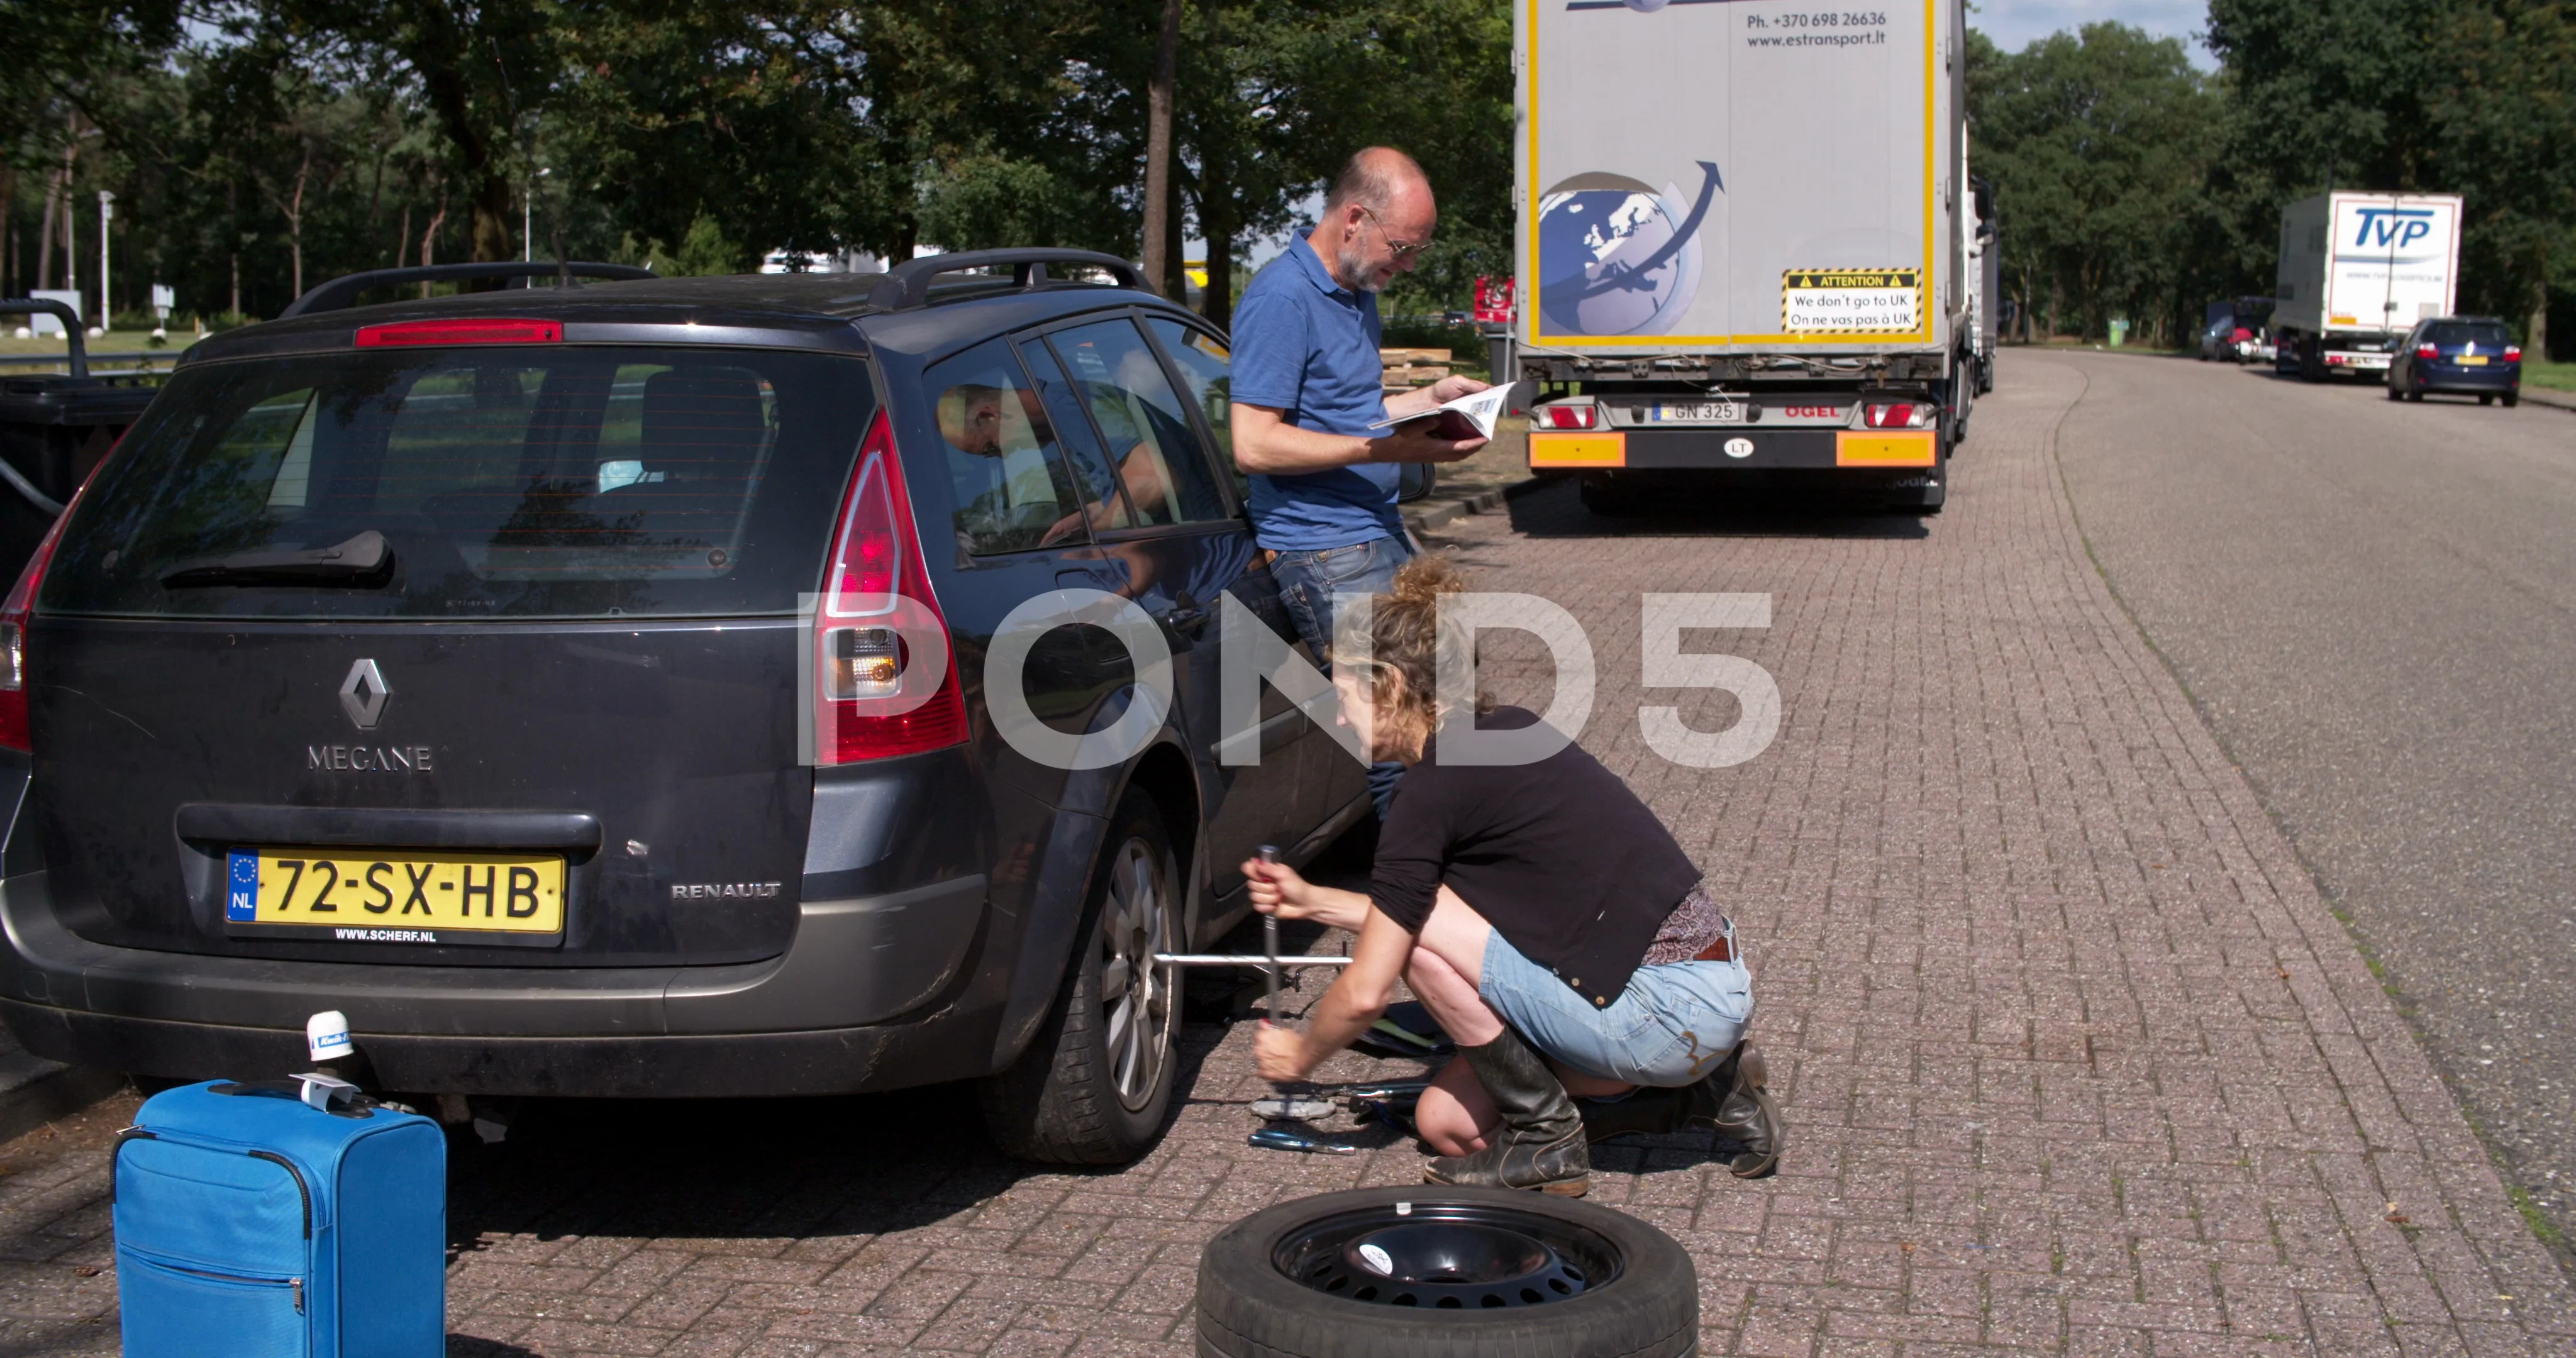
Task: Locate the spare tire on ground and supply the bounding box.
[1195,1186,1696,1358]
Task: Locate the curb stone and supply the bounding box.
[0,1032,126,1143]
[1402,473,1553,534]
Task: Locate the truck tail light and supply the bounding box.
[813,411,967,764]
[2416,344,2438,360]
[1540,403,1597,430]
[1863,402,1932,429]
[2504,346,2521,362]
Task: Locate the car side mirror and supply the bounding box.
[1398,463,1437,504]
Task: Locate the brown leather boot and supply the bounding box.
[1423,1027,1590,1196]
[1694,1041,1782,1179]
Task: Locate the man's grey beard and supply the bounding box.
[1335,244,1387,294]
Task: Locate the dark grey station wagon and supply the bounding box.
[0,251,1365,1162]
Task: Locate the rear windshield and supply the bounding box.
[2426,323,2509,348]
[42,346,873,619]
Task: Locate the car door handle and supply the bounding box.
[1165,605,1209,634]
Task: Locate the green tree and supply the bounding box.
[1967,23,2227,344]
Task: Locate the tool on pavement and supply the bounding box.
[1247,1127,1359,1156]
[1252,1095,1340,1121]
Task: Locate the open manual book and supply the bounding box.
[1366,383,1514,441]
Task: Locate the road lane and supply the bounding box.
[2048,348,2576,1249]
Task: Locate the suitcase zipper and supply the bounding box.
[119,1248,308,1313]
[244,1149,313,1238]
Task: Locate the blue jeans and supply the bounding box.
[1269,536,1413,818]
[1477,925,1755,1088]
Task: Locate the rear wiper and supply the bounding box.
[162,530,394,589]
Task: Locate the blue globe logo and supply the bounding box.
[1536,170,1711,337]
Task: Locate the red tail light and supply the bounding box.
[355,317,562,347]
[2416,344,2439,360]
[2504,346,2522,362]
[1863,402,1929,429]
[814,411,967,764]
[0,507,73,753]
[1540,404,1597,430]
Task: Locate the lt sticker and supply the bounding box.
[1782,268,1921,333]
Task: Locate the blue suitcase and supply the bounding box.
[113,1079,447,1358]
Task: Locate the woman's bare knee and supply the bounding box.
[1416,1057,1497,1157]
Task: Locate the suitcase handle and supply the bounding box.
[208,1078,378,1118]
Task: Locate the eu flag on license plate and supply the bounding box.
[225,851,258,922]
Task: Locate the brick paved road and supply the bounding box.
[0,355,2567,1355]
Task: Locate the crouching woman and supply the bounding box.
[1245,556,1784,1196]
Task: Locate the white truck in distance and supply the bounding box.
[2271,192,2463,382]
[1507,0,1975,515]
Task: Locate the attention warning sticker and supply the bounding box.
[1782,267,1923,333]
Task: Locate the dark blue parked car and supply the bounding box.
[2387,316,2522,406]
[0,251,1370,1164]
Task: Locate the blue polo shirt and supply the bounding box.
[1230,240,1402,551]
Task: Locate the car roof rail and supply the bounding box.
[277,261,658,319]
[0,298,89,378]
[867,249,1146,313]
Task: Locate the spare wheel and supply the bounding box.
[1194,1186,1697,1357]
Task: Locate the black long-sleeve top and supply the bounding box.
[1367,707,1704,1008]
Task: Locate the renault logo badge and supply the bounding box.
[339,659,392,730]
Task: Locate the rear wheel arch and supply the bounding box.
[1119,740,1202,936]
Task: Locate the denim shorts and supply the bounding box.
[1477,925,1755,1088]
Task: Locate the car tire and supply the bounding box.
[2407,389,2424,402]
[1196,1186,1697,1358]
[979,790,1182,1165]
[2479,393,2495,406]
[2387,382,2403,401]
[2503,391,2519,408]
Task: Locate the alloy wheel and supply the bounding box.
[1096,836,1176,1112]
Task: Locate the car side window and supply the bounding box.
[1144,317,1243,503]
[1045,317,1231,527]
[1018,341,1138,534]
[921,339,1091,556]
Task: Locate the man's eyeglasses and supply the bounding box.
[1360,206,1429,262]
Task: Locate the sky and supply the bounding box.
[1971,0,2217,67]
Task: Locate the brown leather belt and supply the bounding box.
[1692,932,1735,964]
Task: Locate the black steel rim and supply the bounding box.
[1273,1201,1623,1309]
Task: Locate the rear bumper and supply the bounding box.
[2410,366,2518,392]
[0,869,1004,1096]
[1530,426,1940,471]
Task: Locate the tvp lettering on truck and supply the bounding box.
[1505,0,1975,516]
[2271,192,2463,382]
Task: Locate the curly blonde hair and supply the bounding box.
[1332,553,1482,762]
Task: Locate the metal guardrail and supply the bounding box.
[0,351,180,376]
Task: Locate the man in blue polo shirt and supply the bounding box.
[1230,147,1488,814]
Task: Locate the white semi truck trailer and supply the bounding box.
[2271,191,2463,382]
[1507,0,1975,515]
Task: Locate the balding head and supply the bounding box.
[1324,148,1431,218]
[1311,146,1436,294]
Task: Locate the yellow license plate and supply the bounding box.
[225,848,565,940]
[2458,355,2488,366]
